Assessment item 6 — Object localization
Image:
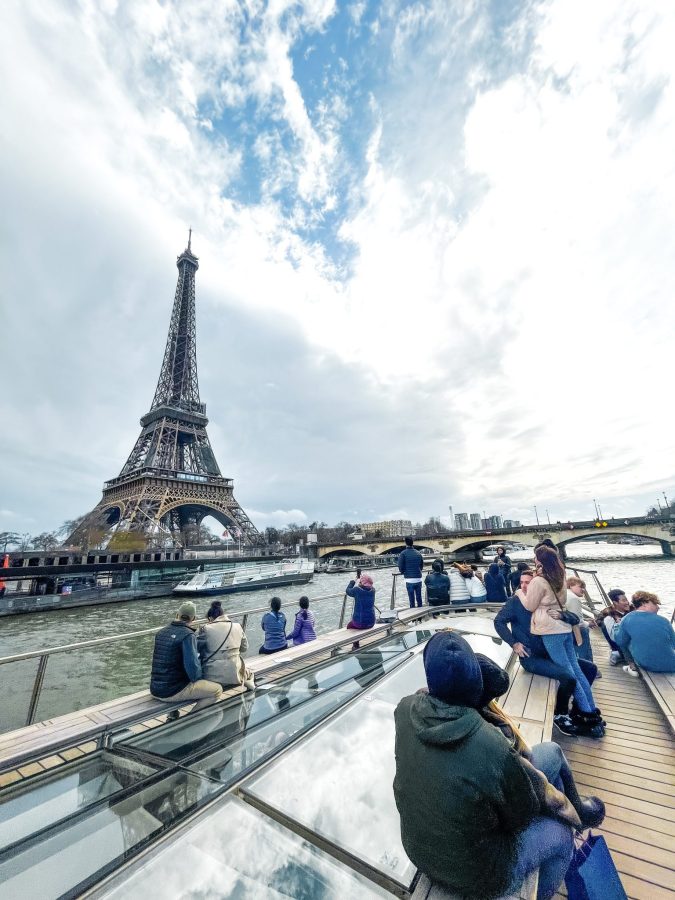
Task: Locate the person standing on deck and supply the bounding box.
[398,536,424,608]
[494,546,513,595]
[494,571,598,736]
[393,632,574,900]
[150,601,223,715]
[519,546,604,737]
[614,592,675,673]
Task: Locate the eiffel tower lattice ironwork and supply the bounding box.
[67,234,260,550]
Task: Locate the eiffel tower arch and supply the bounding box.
[67,234,260,550]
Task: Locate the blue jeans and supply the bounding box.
[507,816,574,900]
[576,627,593,662]
[529,741,573,794]
[542,633,595,713]
[405,581,422,608]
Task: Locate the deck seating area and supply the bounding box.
[553,631,675,900]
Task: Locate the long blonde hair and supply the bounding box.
[485,700,531,755]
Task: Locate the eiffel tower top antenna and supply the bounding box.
[188,227,192,252]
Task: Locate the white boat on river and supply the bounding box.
[172,557,314,596]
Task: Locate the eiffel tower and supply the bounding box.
[67,233,260,550]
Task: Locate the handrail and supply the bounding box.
[0,591,346,668]
[0,589,345,728]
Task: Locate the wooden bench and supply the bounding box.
[639,668,675,735]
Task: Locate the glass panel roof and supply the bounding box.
[118,646,408,763]
[0,752,156,854]
[243,654,427,889]
[0,770,222,900]
[186,685,359,785]
[243,632,511,890]
[95,796,394,899]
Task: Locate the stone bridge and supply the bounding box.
[315,516,675,560]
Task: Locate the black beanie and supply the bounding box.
[422,632,483,706]
[475,653,510,708]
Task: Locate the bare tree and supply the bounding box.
[30,532,60,550]
[0,532,20,553]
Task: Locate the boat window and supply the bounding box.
[0,769,222,900]
[95,796,392,899]
[0,752,156,853]
[116,647,408,763]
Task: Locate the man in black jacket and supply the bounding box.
[398,536,424,608]
[150,600,223,714]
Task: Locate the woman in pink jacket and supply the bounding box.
[521,546,603,736]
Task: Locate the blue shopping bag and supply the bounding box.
[565,832,627,900]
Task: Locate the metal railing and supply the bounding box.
[0,590,348,728]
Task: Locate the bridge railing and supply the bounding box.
[0,590,349,731]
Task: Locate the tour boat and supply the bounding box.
[172,557,314,595]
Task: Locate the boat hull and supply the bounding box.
[172,571,314,596]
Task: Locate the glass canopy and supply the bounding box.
[97,796,393,899]
[0,613,514,899]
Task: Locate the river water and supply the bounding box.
[0,542,672,733]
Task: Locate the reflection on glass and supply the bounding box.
[244,657,426,888]
[244,632,511,890]
[120,648,406,762]
[97,796,392,899]
[188,686,358,783]
[0,770,221,900]
[0,752,156,852]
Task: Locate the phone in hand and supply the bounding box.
[356,568,362,578]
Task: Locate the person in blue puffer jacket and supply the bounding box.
[259,596,288,654]
[288,596,318,645]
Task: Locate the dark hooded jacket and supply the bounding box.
[393,634,540,898]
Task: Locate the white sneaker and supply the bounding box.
[623,665,639,677]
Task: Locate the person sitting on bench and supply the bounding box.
[150,601,223,717]
[614,592,675,673]
[494,570,598,736]
[595,588,631,665]
[393,632,575,900]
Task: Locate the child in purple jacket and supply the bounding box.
[288,596,318,645]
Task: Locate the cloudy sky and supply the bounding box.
[2,0,674,537]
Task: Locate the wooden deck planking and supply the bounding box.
[555,631,675,900]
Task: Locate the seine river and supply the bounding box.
[0,543,672,733]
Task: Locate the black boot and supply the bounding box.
[577,796,606,829]
[571,709,605,738]
[571,703,606,728]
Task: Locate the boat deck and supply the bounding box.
[553,630,675,900]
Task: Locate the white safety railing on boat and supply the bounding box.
[0,590,351,728]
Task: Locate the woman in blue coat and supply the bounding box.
[345,574,376,649]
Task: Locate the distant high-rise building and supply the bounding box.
[448,506,454,530]
[454,513,470,531]
[488,515,503,529]
[469,513,481,530]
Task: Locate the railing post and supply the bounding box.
[241,613,249,632]
[26,654,49,726]
[338,593,349,628]
[390,573,398,609]
[592,572,609,607]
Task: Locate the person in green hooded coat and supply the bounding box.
[393,632,574,900]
